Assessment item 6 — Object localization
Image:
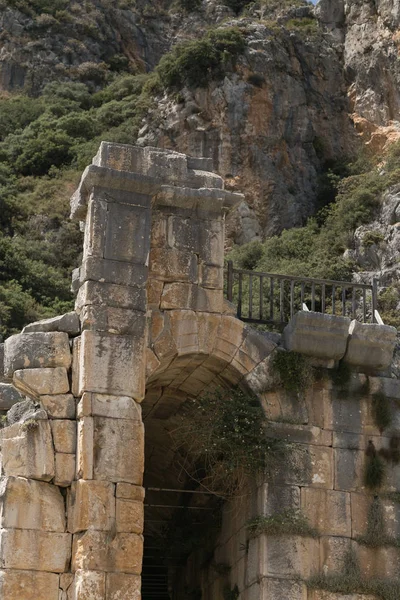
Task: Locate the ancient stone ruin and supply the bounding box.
[0,143,400,600]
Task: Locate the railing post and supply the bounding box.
[372,278,378,323]
[227,260,234,302]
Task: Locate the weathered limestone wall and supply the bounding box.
[0,143,399,600]
[174,313,400,600]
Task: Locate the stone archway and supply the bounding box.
[3,141,400,600]
[142,308,277,600]
[0,142,278,600]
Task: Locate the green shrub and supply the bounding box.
[362,230,385,247]
[271,350,314,395]
[173,386,286,496]
[156,27,245,90]
[0,95,45,141]
[247,509,319,538]
[12,131,74,176]
[286,17,318,35]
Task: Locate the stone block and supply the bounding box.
[116,483,145,501]
[0,570,60,600]
[256,578,307,600]
[150,247,198,282]
[51,420,77,453]
[106,573,141,600]
[91,393,142,420]
[76,417,94,479]
[68,480,115,533]
[0,476,65,531]
[7,398,47,425]
[4,332,71,377]
[169,310,199,355]
[356,543,400,579]
[196,312,221,355]
[76,280,146,313]
[160,282,223,313]
[80,257,148,289]
[199,263,223,289]
[71,336,81,397]
[252,534,319,580]
[116,497,143,534]
[325,393,365,434]
[265,422,332,447]
[275,444,333,488]
[72,530,142,574]
[334,448,364,492]
[344,320,397,371]
[78,330,146,401]
[308,591,375,600]
[82,194,108,258]
[0,528,71,572]
[41,394,76,419]
[258,483,301,516]
[93,417,144,484]
[60,573,74,598]
[369,376,400,400]
[72,570,106,600]
[147,278,164,308]
[0,383,24,411]
[319,536,352,574]
[0,420,55,481]
[55,453,76,487]
[104,202,151,264]
[198,218,225,266]
[213,316,246,363]
[13,367,70,398]
[80,305,145,336]
[283,311,351,360]
[301,488,351,536]
[232,328,277,376]
[22,312,80,336]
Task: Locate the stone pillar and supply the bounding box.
[68,143,242,599]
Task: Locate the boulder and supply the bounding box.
[4,332,71,378]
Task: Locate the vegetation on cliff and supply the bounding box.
[0,24,245,338]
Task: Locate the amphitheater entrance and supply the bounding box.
[142,348,245,600]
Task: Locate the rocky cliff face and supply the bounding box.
[138,16,356,241]
[2,0,400,243]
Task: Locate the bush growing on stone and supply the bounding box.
[173,386,286,496]
[308,547,400,600]
[247,509,319,538]
[156,27,245,89]
[271,350,314,395]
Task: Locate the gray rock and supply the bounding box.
[344,320,397,371]
[283,311,351,360]
[22,312,80,336]
[0,383,24,411]
[4,332,71,378]
[7,399,48,426]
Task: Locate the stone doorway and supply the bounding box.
[142,349,246,600]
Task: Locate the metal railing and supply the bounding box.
[225,261,379,326]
